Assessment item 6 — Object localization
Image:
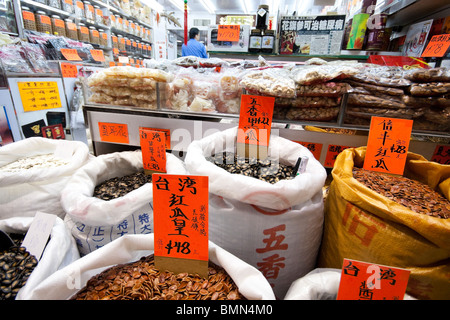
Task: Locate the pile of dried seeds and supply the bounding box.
[353,167,450,219]
[0,154,69,172]
[207,152,295,184]
[93,171,152,200]
[71,254,245,300]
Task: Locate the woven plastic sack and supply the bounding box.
[318,147,450,300]
[0,214,80,300]
[185,127,327,298]
[62,150,186,256]
[25,234,276,300]
[0,137,91,219]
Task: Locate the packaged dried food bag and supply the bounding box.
[185,127,327,298]
[0,215,80,300]
[318,147,450,300]
[62,150,186,256]
[284,268,416,300]
[0,137,91,219]
[25,234,276,300]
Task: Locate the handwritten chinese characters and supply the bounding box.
[18,81,62,112]
[337,259,410,300]
[139,128,166,174]
[98,122,129,144]
[421,34,450,58]
[153,174,209,263]
[364,117,413,175]
[217,25,241,42]
[237,94,275,146]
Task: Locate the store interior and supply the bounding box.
[0,0,449,302]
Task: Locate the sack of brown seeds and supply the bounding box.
[185,127,327,298]
[61,150,187,256]
[318,146,450,300]
[25,234,276,300]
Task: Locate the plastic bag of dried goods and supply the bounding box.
[26,234,276,300]
[184,127,327,298]
[318,146,450,300]
[0,137,91,219]
[0,214,80,300]
[284,268,417,300]
[62,150,186,256]
[240,68,296,98]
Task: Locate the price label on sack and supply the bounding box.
[60,48,82,61]
[153,174,209,278]
[139,128,167,175]
[140,127,171,149]
[363,116,413,175]
[217,25,240,42]
[324,144,351,168]
[237,94,274,159]
[421,34,450,57]
[431,145,450,165]
[294,141,323,161]
[337,258,410,300]
[90,49,105,62]
[98,122,129,144]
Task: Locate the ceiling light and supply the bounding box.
[140,0,164,13]
[199,0,216,14]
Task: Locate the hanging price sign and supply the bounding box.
[139,128,167,175]
[153,174,209,278]
[217,25,240,42]
[421,34,450,57]
[337,258,410,300]
[363,117,413,175]
[60,48,82,61]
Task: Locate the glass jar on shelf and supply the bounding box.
[74,0,85,19]
[78,22,90,42]
[129,21,136,36]
[22,7,37,32]
[115,15,122,30]
[131,39,137,53]
[99,29,108,47]
[65,18,78,40]
[62,0,75,14]
[123,17,129,33]
[94,5,103,25]
[51,15,66,37]
[36,11,52,34]
[118,34,125,51]
[48,0,62,10]
[137,40,142,55]
[125,37,131,52]
[89,26,99,45]
[111,33,118,49]
[84,1,94,21]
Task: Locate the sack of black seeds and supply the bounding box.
[26,234,276,300]
[0,137,91,219]
[185,127,327,298]
[61,150,186,256]
[0,214,80,300]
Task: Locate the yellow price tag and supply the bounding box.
[18,81,62,112]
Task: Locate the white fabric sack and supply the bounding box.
[185,127,327,298]
[62,150,187,255]
[26,233,276,300]
[0,214,80,300]
[0,137,91,219]
[284,268,417,300]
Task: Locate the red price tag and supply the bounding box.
[139,128,166,174]
[60,62,78,78]
[217,25,240,42]
[294,141,323,160]
[60,48,82,61]
[153,174,209,277]
[337,259,410,300]
[237,94,274,147]
[363,117,413,175]
[421,34,450,57]
[98,122,129,144]
[90,49,105,62]
[324,144,351,168]
[140,127,171,149]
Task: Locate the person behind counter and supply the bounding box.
[182,27,208,58]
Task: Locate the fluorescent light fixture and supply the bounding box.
[239,0,249,14]
[168,0,187,12]
[140,0,164,13]
[199,0,216,14]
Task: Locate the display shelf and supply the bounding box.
[110,27,152,44]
